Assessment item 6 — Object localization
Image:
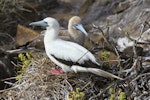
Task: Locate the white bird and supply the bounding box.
[29,17,123,80]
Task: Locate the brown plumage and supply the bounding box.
[68,16,86,45]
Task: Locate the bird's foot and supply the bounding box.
[50,68,64,74]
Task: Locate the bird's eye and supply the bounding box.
[44,21,48,25]
[74,24,78,27]
[74,24,79,30]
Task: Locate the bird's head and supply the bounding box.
[29,17,59,30]
[68,16,88,36]
[69,16,81,25]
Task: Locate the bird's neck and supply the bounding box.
[68,25,84,45]
[44,28,59,43]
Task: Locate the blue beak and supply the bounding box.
[75,24,88,36]
[29,20,48,27]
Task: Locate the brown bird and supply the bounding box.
[68,16,87,45]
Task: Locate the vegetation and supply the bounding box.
[69,88,85,100]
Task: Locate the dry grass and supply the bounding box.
[0,51,149,100]
[1,53,71,100]
[0,53,121,100]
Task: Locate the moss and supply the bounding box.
[100,51,110,67]
[110,94,115,100]
[15,74,23,81]
[109,88,115,100]
[109,88,126,100]
[119,92,126,100]
[18,53,26,62]
[16,52,33,80]
[109,88,115,94]
[69,88,85,100]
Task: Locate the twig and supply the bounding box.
[81,81,91,90]
[145,21,150,28]
[122,24,150,45]
[137,24,144,41]
[133,41,137,58]
[65,79,73,91]
[0,77,17,81]
[92,24,121,56]
[92,24,111,46]
[0,75,35,93]
[89,80,122,100]
[121,58,138,75]
[130,72,150,83]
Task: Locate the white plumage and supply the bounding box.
[30,17,123,80]
[45,39,98,64]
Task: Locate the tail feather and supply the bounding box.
[88,68,123,80]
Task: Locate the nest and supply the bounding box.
[0,51,150,100]
[0,52,125,100]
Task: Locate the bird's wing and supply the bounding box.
[46,39,123,80]
[46,39,99,66]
